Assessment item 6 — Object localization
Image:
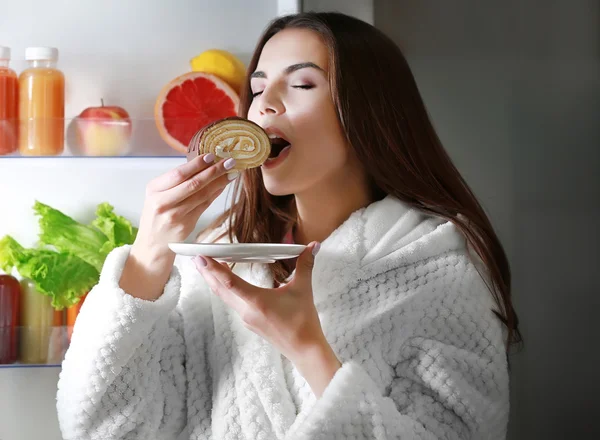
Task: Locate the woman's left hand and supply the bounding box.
[193,242,342,396]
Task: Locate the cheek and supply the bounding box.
[247,101,259,123]
[293,115,349,180]
[291,94,339,137]
[292,102,345,159]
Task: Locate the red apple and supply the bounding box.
[75,99,132,156]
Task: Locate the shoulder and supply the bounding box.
[379,246,496,319]
[344,245,502,340]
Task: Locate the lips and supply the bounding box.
[268,135,290,158]
[265,128,291,159]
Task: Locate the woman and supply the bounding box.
[57,12,520,440]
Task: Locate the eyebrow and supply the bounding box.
[250,62,325,79]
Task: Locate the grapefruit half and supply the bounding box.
[155,72,239,153]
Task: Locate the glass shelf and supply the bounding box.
[0,363,61,369]
[0,117,200,158]
[1,325,70,368]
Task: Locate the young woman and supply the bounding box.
[57,12,520,440]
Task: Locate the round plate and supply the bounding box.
[168,243,306,263]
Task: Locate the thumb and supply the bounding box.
[292,241,320,290]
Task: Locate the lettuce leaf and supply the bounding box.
[92,202,138,255]
[0,201,137,309]
[34,201,138,270]
[0,235,98,309]
[34,201,109,272]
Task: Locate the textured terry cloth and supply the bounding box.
[56,195,509,440]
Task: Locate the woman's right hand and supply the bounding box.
[119,153,238,300]
[134,153,237,256]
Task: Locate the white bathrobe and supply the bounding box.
[56,195,509,440]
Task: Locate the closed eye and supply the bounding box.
[252,84,314,98]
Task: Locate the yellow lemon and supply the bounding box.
[190,50,246,93]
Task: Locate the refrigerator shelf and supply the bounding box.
[0,363,61,369]
[1,325,73,367]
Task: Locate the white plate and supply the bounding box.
[168,243,306,263]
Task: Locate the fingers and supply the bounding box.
[194,255,259,303]
[193,256,248,310]
[149,154,216,192]
[163,157,237,207]
[181,170,238,214]
[289,242,320,292]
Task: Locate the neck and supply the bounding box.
[293,170,373,245]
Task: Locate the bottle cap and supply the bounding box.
[25,47,59,61]
[0,46,10,60]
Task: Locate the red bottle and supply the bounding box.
[0,47,19,156]
[0,274,21,364]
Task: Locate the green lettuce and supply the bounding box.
[34,201,138,272]
[0,201,138,310]
[92,202,139,255]
[0,236,98,309]
[34,201,109,272]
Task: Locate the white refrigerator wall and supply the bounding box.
[0,1,301,439]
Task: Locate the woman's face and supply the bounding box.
[248,28,357,196]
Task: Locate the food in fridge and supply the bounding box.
[0,274,20,364]
[19,278,56,364]
[18,47,65,156]
[74,100,133,156]
[155,71,239,153]
[190,49,246,93]
[0,46,18,156]
[0,201,138,309]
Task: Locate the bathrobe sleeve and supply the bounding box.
[56,245,212,440]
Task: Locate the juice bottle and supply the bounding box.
[48,305,67,364]
[19,279,54,364]
[18,47,65,156]
[66,292,87,342]
[0,274,20,364]
[0,47,18,155]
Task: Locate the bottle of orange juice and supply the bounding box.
[18,47,65,156]
[0,46,18,155]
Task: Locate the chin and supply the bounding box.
[261,173,297,196]
[262,180,294,196]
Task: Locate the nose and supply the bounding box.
[258,86,285,116]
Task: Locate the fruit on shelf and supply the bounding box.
[155,72,238,153]
[190,49,246,93]
[74,99,132,156]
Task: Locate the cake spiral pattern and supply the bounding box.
[187,117,271,170]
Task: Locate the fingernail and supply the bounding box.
[224,158,236,170]
[227,171,240,181]
[194,255,207,268]
[203,153,215,164]
[312,242,321,256]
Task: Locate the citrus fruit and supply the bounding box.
[154,72,239,153]
[190,49,246,93]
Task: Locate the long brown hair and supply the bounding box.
[204,12,521,347]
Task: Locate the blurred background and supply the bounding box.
[369,1,600,438]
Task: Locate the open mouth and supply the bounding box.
[268,134,291,158]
